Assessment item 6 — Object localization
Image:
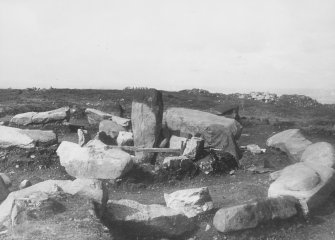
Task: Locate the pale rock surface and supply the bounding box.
[169,135,188,149]
[116,131,133,146]
[106,199,195,238]
[183,137,204,159]
[57,141,133,179]
[213,197,297,233]
[268,162,335,211]
[77,129,90,146]
[164,108,242,159]
[0,178,106,226]
[301,142,335,168]
[0,126,57,149]
[111,115,131,128]
[19,179,32,189]
[0,173,11,188]
[10,107,70,125]
[164,187,213,218]
[266,129,312,162]
[85,108,113,125]
[131,90,163,163]
[99,120,126,139]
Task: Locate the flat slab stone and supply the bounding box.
[0,126,57,149]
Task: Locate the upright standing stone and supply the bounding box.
[131,89,163,163]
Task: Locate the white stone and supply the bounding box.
[0,173,11,188]
[164,187,213,218]
[0,126,57,149]
[19,180,32,189]
[116,131,133,146]
[301,142,335,169]
[111,116,131,128]
[169,135,188,149]
[77,129,90,147]
[266,129,312,162]
[57,141,133,179]
[183,137,204,159]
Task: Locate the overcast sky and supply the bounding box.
[0,0,334,93]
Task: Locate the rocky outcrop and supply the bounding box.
[57,141,133,179]
[163,108,242,159]
[213,197,297,233]
[10,107,70,126]
[266,129,312,162]
[131,89,163,163]
[0,126,57,149]
[105,199,195,238]
[164,187,213,218]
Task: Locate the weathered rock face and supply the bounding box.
[77,129,91,146]
[301,142,335,169]
[164,187,213,218]
[57,141,133,179]
[213,197,297,233]
[163,156,194,170]
[85,108,113,125]
[0,177,9,203]
[131,89,163,163]
[1,190,110,240]
[111,116,131,128]
[116,131,134,146]
[183,137,204,159]
[268,162,335,212]
[0,126,57,149]
[266,129,312,162]
[0,173,11,188]
[10,107,70,126]
[0,178,106,228]
[105,199,195,238]
[99,120,126,139]
[169,135,188,149]
[163,108,242,159]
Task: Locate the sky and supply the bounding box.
[0,0,334,93]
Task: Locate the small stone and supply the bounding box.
[205,224,211,231]
[15,165,19,169]
[30,155,36,159]
[19,179,32,189]
[229,170,235,175]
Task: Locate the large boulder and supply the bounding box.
[1,190,110,240]
[10,107,70,126]
[213,197,297,233]
[301,142,335,169]
[169,135,188,149]
[105,199,195,238]
[57,141,133,179]
[268,162,335,212]
[182,137,204,159]
[99,120,126,139]
[0,179,106,226]
[164,187,213,218]
[163,108,242,159]
[131,89,163,163]
[266,129,312,162]
[0,126,57,149]
[85,108,113,125]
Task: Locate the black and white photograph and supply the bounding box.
[0,0,335,239]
